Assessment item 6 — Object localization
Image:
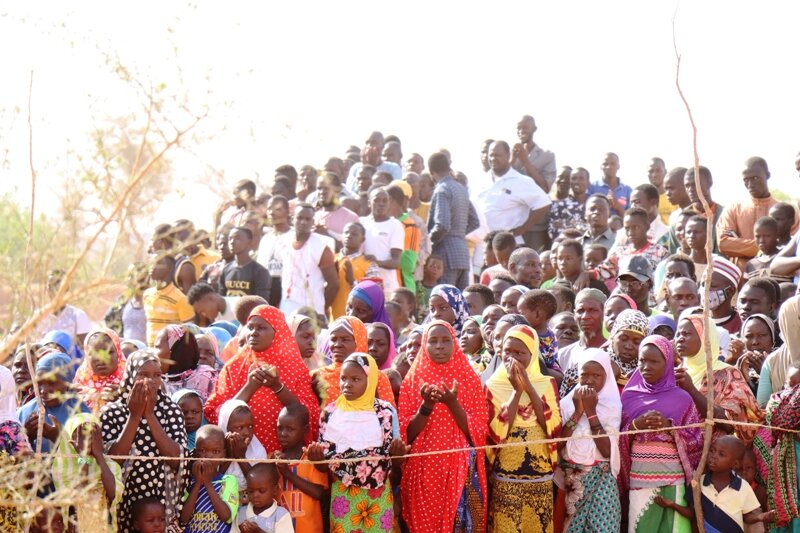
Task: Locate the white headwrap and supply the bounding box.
[559,348,622,476]
[0,367,17,425]
[218,399,267,489]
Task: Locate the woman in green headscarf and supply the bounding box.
[53,413,124,531]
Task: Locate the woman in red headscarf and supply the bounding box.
[399,320,489,533]
[312,316,396,408]
[204,305,320,452]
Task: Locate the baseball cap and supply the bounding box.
[617,255,653,283]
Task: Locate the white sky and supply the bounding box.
[1,1,798,233]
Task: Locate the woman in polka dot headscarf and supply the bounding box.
[100,349,188,532]
[204,305,320,453]
[399,320,488,532]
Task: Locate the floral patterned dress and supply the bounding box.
[320,399,396,533]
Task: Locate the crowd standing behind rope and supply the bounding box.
[4,119,800,532]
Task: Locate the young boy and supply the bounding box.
[143,253,195,346]
[239,463,294,533]
[390,287,418,342]
[461,283,495,316]
[181,425,240,532]
[273,405,327,533]
[416,254,443,320]
[518,289,563,379]
[331,221,376,318]
[583,243,608,270]
[479,231,516,285]
[220,226,271,300]
[769,201,796,247]
[745,216,790,282]
[132,498,167,533]
[684,214,710,281]
[737,448,768,512]
[656,435,776,533]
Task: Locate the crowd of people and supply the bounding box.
[3,118,800,533]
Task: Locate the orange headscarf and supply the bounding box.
[204,305,320,451]
[313,316,395,408]
[399,320,489,533]
[74,327,126,411]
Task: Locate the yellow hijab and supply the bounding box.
[335,352,378,412]
[683,315,729,387]
[486,325,559,429]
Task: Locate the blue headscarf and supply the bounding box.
[209,320,239,337]
[36,351,76,382]
[205,326,233,353]
[429,284,470,336]
[40,330,79,360]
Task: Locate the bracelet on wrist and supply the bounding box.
[273,383,285,394]
[631,419,639,431]
[419,404,433,416]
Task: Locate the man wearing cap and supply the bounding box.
[702,255,743,335]
[617,255,658,317]
[387,181,426,292]
[427,151,479,290]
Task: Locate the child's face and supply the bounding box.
[653,325,675,341]
[429,295,456,324]
[459,319,484,355]
[196,434,226,461]
[556,245,582,279]
[737,452,757,483]
[227,407,255,446]
[247,473,278,510]
[500,289,521,314]
[405,331,423,363]
[684,219,707,251]
[501,337,532,370]
[518,304,545,330]
[340,361,369,400]
[342,223,365,251]
[86,333,119,377]
[707,439,740,473]
[755,224,778,254]
[367,326,391,368]
[424,259,444,281]
[133,504,167,533]
[489,279,512,304]
[277,412,307,450]
[584,249,604,270]
[178,394,204,434]
[391,291,414,319]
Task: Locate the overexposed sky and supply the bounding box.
[1,1,798,233]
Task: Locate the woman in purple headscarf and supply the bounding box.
[618,335,703,532]
[345,280,392,329]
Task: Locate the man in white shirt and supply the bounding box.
[359,187,404,294]
[474,141,552,246]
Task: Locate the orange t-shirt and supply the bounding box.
[278,455,329,533]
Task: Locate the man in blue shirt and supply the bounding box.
[588,152,632,218]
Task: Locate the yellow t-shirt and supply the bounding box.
[191,247,221,280]
[330,254,373,319]
[658,192,676,224]
[143,283,195,346]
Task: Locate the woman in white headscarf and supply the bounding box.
[758,295,800,405]
[558,348,622,533]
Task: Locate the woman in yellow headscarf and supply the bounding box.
[308,353,407,533]
[485,324,562,533]
[674,313,761,442]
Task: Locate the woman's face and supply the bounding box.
[340,362,369,401]
[294,320,317,359]
[178,394,204,433]
[227,406,254,446]
[674,319,701,359]
[246,316,275,352]
[405,331,423,363]
[612,331,644,364]
[135,360,163,389]
[459,320,484,355]
[492,321,513,356]
[346,297,373,324]
[196,337,216,368]
[425,324,454,364]
[579,360,606,390]
[367,326,391,367]
[86,333,119,377]
[742,318,772,353]
[638,344,667,384]
[429,295,456,325]
[501,337,532,370]
[481,306,504,345]
[329,325,357,363]
[603,296,631,334]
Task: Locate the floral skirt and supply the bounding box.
[488,477,553,533]
[330,479,393,533]
[562,461,620,533]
